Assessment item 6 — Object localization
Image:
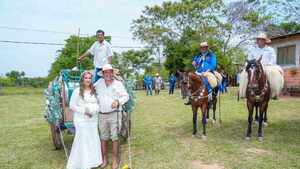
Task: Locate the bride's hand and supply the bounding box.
[84,107,93,118]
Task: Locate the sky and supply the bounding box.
[0,0,172,77]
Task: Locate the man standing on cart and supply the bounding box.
[78,29,113,83]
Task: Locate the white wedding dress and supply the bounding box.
[66,88,102,169]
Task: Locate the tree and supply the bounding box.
[132,0,253,76]
[5,70,25,86]
[48,35,111,80]
[112,49,154,79]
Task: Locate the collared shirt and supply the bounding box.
[154,76,162,84]
[247,45,276,65]
[94,79,129,113]
[88,40,113,68]
[193,51,217,73]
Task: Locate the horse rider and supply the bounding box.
[185,41,217,105]
[239,32,284,99]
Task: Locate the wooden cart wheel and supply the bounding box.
[50,123,62,149]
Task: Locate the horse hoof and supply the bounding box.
[245,136,251,141]
[258,137,264,142]
[201,135,207,140]
[263,122,268,127]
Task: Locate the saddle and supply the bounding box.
[202,71,223,88]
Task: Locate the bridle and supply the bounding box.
[246,63,268,101]
[187,74,209,101]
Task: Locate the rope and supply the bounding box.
[58,124,69,159]
[127,114,133,169]
[218,91,221,124]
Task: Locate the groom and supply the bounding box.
[94,64,129,169]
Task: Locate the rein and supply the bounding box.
[189,75,209,101]
[247,68,269,101]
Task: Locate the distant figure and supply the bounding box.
[154,73,163,95]
[143,74,153,96]
[168,73,177,95]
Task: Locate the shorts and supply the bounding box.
[99,111,121,141]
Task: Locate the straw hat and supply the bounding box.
[256,32,271,43]
[200,41,208,47]
[102,64,113,71]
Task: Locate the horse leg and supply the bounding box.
[246,101,254,140]
[255,105,259,123]
[212,95,217,122]
[263,106,268,126]
[258,104,265,141]
[258,101,269,141]
[192,108,198,136]
[206,104,210,120]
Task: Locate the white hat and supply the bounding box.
[200,41,208,47]
[156,73,159,76]
[256,32,271,43]
[102,64,113,71]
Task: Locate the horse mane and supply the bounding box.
[188,72,203,84]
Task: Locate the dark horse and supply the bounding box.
[186,72,219,139]
[245,57,270,141]
[177,70,189,99]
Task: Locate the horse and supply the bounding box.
[177,70,189,99]
[185,72,219,139]
[245,57,271,141]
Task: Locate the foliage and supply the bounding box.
[48,36,96,80]
[112,49,154,79]
[1,70,48,88]
[131,0,266,76]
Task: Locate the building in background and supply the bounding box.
[270,32,300,95]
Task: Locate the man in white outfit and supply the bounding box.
[78,29,113,83]
[94,64,129,169]
[239,32,284,99]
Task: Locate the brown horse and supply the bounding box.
[186,72,212,139]
[245,57,271,141]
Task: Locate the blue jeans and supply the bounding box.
[169,83,175,94]
[146,84,152,95]
[203,77,212,93]
[93,67,102,83]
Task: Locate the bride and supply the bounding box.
[67,71,102,169]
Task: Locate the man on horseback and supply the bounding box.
[239,32,284,99]
[185,42,218,105]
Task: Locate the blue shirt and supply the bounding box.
[193,51,217,73]
[143,75,153,86]
[168,75,176,84]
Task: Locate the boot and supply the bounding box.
[184,97,192,105]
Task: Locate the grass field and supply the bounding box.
[0,87,299,169]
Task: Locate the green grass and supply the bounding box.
[0,87,299,169]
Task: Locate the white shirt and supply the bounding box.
[88,40,113,68]
[69,88,99,122]
[248,45,276,65]
[94,79,129,113]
